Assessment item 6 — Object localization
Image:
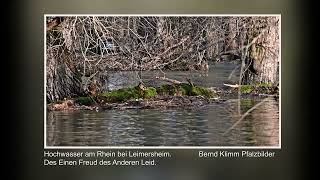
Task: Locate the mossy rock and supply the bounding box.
[75,97,95,106]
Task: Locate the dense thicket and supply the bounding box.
[46,16,279,102]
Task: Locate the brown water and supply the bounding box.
[46,62,279,147]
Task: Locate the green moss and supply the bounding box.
[75,97,95,106]
[156,84,176,95]
[143,87,157,99]
[191,86,215,98]
[179,83,192,95]
[156,83,215,98]
[240,85,254,94]
[99,87,139,102]
[256,83,273,88]
[239,83,276,94]
[98,83,215,103]
[99,85,158,102]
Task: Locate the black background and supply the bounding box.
[5,0,316,179]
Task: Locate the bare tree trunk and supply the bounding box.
[254,17,279,83]
[46,18,84,102]
[244,17,279,84]
[46,48,83,102]
[226,17,238,52]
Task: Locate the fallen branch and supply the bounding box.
[155,76,182,84]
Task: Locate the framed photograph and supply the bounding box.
[45,14,280,149]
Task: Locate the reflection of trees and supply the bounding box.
[46,112,57,146]
[223,99,255,117]
[47,111,111,146]
[250,98,279,146]
[47,112,81,146]
[223,97,279,146]
[73,112,109,146]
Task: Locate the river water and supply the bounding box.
[46,62,279,147]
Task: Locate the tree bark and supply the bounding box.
[46,48,83,102]
[46,18,84,102]
[244,17,279,84]
[226,17,238,52]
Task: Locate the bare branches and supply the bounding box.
[46,16,279,76]
[46,17,212,72]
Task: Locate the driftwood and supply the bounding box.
[223,83,240,88]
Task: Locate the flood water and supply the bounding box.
[46,62,279,147]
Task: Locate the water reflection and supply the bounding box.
[47,97,279,146]
[224,97,279,146]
